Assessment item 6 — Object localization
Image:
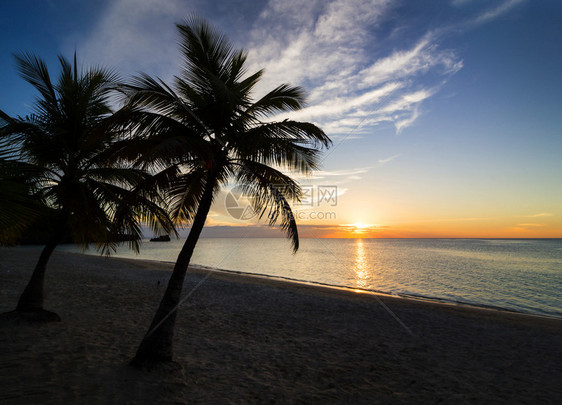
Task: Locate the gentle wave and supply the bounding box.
[58,238,562,318]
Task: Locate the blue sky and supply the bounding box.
[1,0,561,238]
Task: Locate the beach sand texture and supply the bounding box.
[1,247,561,404]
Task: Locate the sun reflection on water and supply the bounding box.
[353,239,369,289]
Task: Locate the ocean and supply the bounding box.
[60,238,562,318]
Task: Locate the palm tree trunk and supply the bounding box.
[131,173,217,366]
[16,237,59,311]
[15,216,66,313]
[0,215,68,322]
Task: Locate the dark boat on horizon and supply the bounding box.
[150,235,171,242]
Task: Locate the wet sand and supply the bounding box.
[1,246,561,403]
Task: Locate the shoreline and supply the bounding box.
[6,245,562,326]
[43,243,562,321]
[1,247,561,403]
[188,265,562,322]
[18,239,562,319]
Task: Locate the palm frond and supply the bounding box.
[235,160,301,252]
[243,84,306,118]
[121,73,182,115]
[234,135,323,174]
[13,52,57,107]
[3,51,174,252]
[167,168,208,223]
[177,16,237,88]
[113,16,332,256]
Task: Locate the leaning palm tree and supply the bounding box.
[0,53,175,321]
[120,17,331,366]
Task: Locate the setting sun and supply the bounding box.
[351,222,372,229]
[350,223,373,233]
[335,223,379,237]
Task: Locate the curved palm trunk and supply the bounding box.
[131,173,217,366]
[16,235,60,311]
[4,215,67,322]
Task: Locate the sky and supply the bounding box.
[1,0,561,238]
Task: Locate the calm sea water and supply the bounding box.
[60,238,562,318]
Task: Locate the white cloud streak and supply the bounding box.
[313,167,371,178]
[522,213,553,218]
[291,166,372,184]
[74,0,522,139]
[245,1,463,136]
[377,154,400,166]
[75,0,186,81]
[472,0,525,25]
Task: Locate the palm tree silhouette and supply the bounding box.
[0,134,45,242]
[0,53,174,321]
[120,17,331,366]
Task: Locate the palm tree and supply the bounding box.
[120,17,331,366]
[0,53,175,321]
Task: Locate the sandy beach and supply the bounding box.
[0,246,561,404]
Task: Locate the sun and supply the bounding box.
[346,222,376,234]
[331,222,381,238]
[351,222,371,230]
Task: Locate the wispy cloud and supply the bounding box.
[377,154,400,166]
[313,168,371,177]
[358,36,462,90]
[74,0,184,81]
[287,166,372,188]
[246,0,391,91]
[248,4,463,135]
[276,82,403,122]
[397,217,489,224]
[296,167,371,184]
[75,0,522,139]
[451,0,472,6]
[471,0,525,25]
[522,213,553,218]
